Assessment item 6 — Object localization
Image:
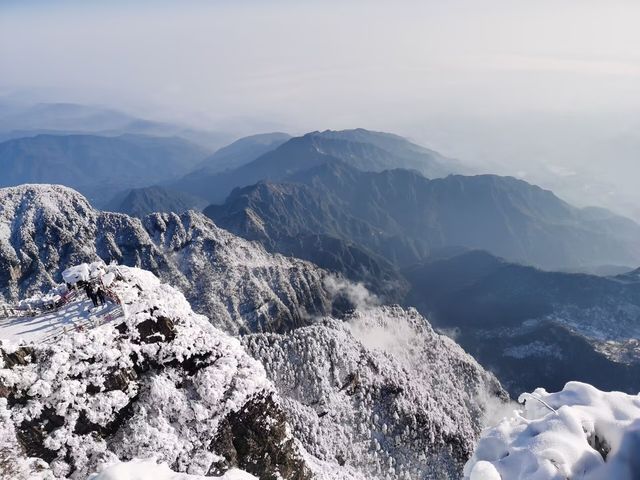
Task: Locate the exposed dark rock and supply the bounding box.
[179,352,214,376]
[1,346,35,368]
[74,395,139,440]
[136,316,176,344]
[17,407,65,463]
[209,394,312,480]
[103,368,138,393]
[114,322,129,335]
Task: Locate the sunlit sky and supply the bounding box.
[2,0,640,216]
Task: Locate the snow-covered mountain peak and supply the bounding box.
[0,264,310,479]
[142,209,294,270]
[0,184,338,335]
[0,184,96,218]
[0,184,522,479]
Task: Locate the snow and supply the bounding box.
[102,272,116,287]
[243,305,507,479]
[1,262,123,344]
[62,264,91,285]
[0,264,289,479]
[0,184,336,336]
[464,381,640,480]
[0,297,121,343]
[0,185,523,479]
[89,459,257,480]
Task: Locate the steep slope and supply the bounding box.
[0,265,311,479]
[107,185,208,218]
[171,129,462,203]
[0,134,210,206]
[243,306,507,479]
[0,185,337,335]
[206,160,640,270]
[141,211,336,334]
[403,249,640,395]
[205,181,409,301]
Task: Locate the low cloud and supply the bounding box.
[323,275,380,311]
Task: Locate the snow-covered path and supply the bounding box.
[0,297,123,343]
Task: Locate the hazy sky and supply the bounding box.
[3,1,640,126]
[2,0,640,216]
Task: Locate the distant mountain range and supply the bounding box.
[0,133,211,206]
[0,101,233,148]
[2,123,640,397]
[206,159,640,271]
[171,128,463,203]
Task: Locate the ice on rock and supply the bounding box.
[464,381,640,480]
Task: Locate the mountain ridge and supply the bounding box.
[206,160,640,270]
[0,133,211,207]
[0,184,340,335]
[171,128,463,203]
[0,183,510,479]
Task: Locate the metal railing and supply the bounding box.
[40,303,125,345]
[1,289,82,320]
[2,284,125,345]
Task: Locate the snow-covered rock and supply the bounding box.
[89,459,257,480]
[0,265,311,479]
[0,264,511,480]
[464,382,640,480]
[243,306,508,479]
[0,184,338,334]
[142,211,334,334]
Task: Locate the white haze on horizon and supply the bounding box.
[2,0,640,219]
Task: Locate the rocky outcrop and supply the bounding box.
[0,266,310,479]
[210,394,312,480]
